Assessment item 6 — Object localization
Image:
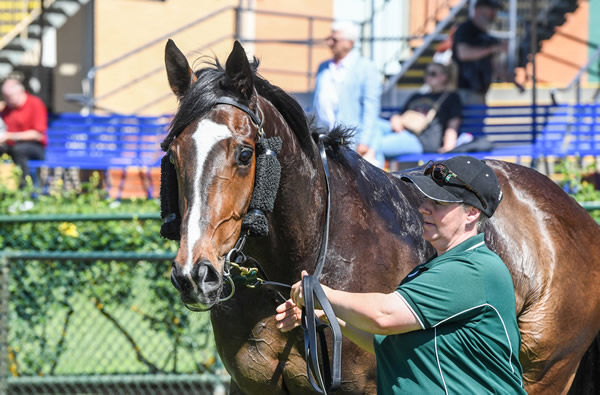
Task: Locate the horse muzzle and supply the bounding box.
[170,259,223,311]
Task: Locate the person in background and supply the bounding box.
[275,156,526,394]
[312,20,382,164]
[452,0,511,105]
[376,62,462,162]
[0,77,48,187]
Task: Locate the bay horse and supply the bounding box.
[161,39,600,394]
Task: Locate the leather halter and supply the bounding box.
[215,96,264,129]
[215,98,342,394]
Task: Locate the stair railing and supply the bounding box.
[0,0,56,51]
[551,45,600,107]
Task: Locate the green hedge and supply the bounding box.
[0,170,220,377]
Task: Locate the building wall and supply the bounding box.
[94,0,239,115]
[533,1,590,87]
[253,0,333,93]
[86,0,595,115]
[93,0,332,115]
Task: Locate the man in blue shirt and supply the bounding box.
[312,21,382,165]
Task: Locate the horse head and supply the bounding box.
[162,40,270,311]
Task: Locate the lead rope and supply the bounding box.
[300,135,342,394]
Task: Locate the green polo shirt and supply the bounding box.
[373,233,526,394]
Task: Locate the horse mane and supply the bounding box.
[161,56,354,157]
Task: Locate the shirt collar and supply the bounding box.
[428,233,486,264]
[330,49,358,69]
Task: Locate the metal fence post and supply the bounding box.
[0,256,8,395]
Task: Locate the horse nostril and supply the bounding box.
[192,259,221,286]
[171,262,182,291]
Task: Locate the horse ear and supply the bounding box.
[165,39,197,99]
[225,41,254,102]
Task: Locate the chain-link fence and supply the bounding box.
[0,214,230,394]
[2,204,599,395]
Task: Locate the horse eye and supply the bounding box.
[169,151,176,164]
[237,147,254,165]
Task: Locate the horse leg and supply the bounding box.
[568,332,600,395]
[229,379,245,395]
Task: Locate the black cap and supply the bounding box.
[475,0,504,10]
[401,156,503,217]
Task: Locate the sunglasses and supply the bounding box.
[424,161,487,209]
[425,70,442,77]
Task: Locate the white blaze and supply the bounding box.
[183,119,232,275]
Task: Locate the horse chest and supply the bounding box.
[210,298,312,393]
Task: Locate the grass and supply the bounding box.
[9,262,219,377]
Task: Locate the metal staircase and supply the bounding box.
[0,0,89,77]
[383,0,582,98]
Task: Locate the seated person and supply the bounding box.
[377,62,462,161]
[0,78,48,187]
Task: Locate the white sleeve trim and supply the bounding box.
[395,292,425,330]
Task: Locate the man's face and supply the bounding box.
[2,81,26,109]
[474,5,497,30]
[327,30,354,61]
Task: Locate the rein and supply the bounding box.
[215,99,342,394]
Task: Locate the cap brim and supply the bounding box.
[401,174,464,203]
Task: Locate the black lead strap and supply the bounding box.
[313,134,331,279]
[300,135,342,394]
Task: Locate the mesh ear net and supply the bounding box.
[160,155,182,240]
[241,136,282,237]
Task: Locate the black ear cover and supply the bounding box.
[160,155,181,240]
[241,136,282,237]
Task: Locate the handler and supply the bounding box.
[275,155,526,394]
